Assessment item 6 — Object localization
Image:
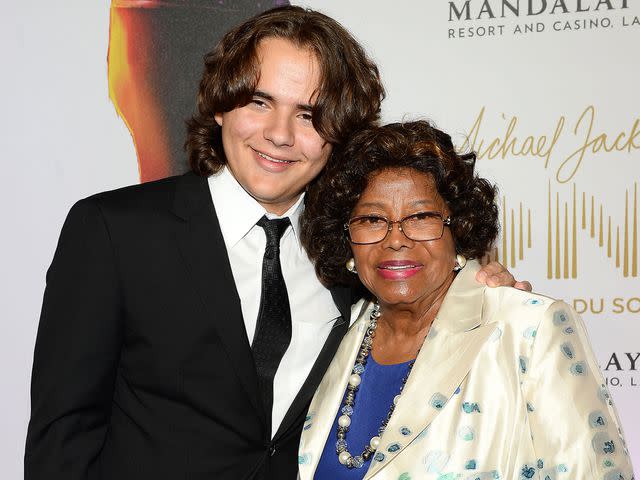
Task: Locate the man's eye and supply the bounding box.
[251,98,267,108]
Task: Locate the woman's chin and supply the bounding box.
[376,290,422,309]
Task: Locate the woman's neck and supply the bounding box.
[372,272,455,365]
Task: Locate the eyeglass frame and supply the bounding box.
[344,211,452,245]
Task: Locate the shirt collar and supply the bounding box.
[208,166,305,249]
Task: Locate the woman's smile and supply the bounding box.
[377,260,423,279]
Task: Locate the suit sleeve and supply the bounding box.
[25,198,123,480]
[521,300,635,479]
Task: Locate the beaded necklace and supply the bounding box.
[334,303,416,469]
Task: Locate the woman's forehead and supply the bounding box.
[357,168,445,210]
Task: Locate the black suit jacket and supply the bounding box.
[25,172,351,480]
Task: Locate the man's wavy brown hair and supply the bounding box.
[301,120,499,288]
[185,5,385,176]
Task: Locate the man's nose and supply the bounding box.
[264,111,294,147]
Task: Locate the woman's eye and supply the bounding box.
[410,212,437,221]
[299,112,313,122]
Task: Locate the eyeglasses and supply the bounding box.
[344,212,451,245]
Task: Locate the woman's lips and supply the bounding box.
[252,148,297,173]
[377,260,423,280]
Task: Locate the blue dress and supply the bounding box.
[314,355,412,479]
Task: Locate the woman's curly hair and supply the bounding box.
[301,120,499,288]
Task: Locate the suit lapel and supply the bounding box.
[363,327,495,478]
[330,284,353,325]
[274,284,353,442]
[171,172,263,420]
[299,299,372,480]
[365,260,495,478]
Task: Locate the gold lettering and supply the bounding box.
[628,297,640,313]
[462,107,563,168]
[612,297,625,313]
[462,106,638,184]
[573,298,588,314]
[558,106,640,183]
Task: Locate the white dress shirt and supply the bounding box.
[208,167,341,438]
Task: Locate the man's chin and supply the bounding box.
[252,192,299,215]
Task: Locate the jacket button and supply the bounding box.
[268,444,276,456]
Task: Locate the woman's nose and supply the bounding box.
[383,221,414,249]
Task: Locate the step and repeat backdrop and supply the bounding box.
[2,0,637,477]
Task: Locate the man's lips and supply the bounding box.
[252,148,297,164]
[377,260,423,279]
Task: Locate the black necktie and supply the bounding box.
[252,216,292,430]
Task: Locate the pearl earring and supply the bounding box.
[454,254,467,271]
[346,258,357,273]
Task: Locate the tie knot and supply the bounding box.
[257,216,291,252]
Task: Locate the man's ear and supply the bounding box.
[214,113,223,126]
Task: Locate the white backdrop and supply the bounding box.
[1,1,637,478]
[1,3,137,478]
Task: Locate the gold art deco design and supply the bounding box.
[482,198,533,269]
[482,182,638,280]
[550,181,638,280]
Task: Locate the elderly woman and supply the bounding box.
[298,121,633,479]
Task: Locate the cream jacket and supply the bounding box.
[299,261,634,480]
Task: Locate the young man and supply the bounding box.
[25,6,523,480]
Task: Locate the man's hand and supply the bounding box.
[475,261,532,292]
